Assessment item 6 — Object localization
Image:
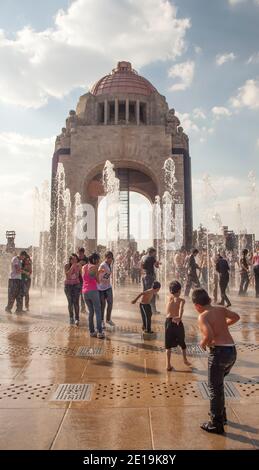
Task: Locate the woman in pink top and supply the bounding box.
[64,254,81,326]
[252,250,259,298]
[82,252,104,338]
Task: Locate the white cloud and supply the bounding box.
[229,0,259,5]
[0,132,53,246]
[230,79,259,109]
[212,106,232,118]
[247,52,259,64]
[168,61,195,91]
[193,108,206,119]
[216,52,236,66]
[194,46,202,54]
[177,112,199,133]
[192,174,259,236]
[228,0,246,5]
[0,0,190,108]
[0,132,54,159]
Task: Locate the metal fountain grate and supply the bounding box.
[198,382,240,399]
[52,384,93,401]
[235,381,259,398]
[150,381,200,399]
[169,343,207,356]
[236,343,259,353]
[0,383,55,400]
[94,383,142,401]
[0,345,39,356]
[76,346,104,357]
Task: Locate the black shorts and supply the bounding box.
[165,318,186,350]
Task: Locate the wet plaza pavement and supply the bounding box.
[0,286,259,450]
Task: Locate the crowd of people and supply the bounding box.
[5,250,32,314]
[4,243,258,435]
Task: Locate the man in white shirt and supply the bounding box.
[98,251,115,327]
[5,251,27,313]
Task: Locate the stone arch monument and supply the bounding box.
[51,61,193,251]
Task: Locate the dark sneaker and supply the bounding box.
[90,331,97,337]
[69,318,75,325]
[15,310,26,314]
[5,307,12,313]
[200,421,224,434]
[226,303,232,308]
[97,332,105,339]
[209,411,227,425]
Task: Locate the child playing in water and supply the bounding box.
[192,288,239,434]
[131,281,161,334]
[165,280,191,370]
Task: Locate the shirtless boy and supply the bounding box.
[132,281,161,333]
[192,288,240,434]
[165,280,191,370]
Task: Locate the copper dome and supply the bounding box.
[91,61,157,97]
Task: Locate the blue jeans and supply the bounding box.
[99,287,113,322]
[208,346,236,425]
[84,290,102,334]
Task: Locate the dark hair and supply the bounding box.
[89,252,100,265]
[169,280,182,294]
[153,281,161,290]
[20,250,27,257]
[192,249,199,255]
[148,247,156,255]
[192,288,211,306]
[78,247,85,253]
[105,251,114,259]
[242,249,248,256]
[69,253,79,265]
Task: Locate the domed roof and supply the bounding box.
[91,61,157,97]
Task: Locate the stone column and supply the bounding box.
[104,100,108,125]
[136,100,140,125]
[126,98,129,124]
[115,99,119,125]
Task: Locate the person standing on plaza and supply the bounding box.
[192,288,239,434]
[131,281,161,335]
[5,251,27,314]
[82,252,104,338]
[77,247,89,313]
[165,281,191,371]
[98,251,115,328]
[238,249,250,296]
[216,253,231,307]
[141,247,160,314]
[184,249,201,297]
[252,248,259,298]
[64,254,82,326]
[21,252,32,311]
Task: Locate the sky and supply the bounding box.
[0,0,259,247]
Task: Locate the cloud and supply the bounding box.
[192,174,259,235]
[0,132,54,159]
[216,52,236,66]
[212,106,232,118]
[193,108,206,119]
[230,79,259,109]
[247,52,259,64]
[228,0,246,5]
[229,0,259,5]
[168,60,195,91]
[0,0,190,108]
[194,46,202,54]
[0,132,53,246]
